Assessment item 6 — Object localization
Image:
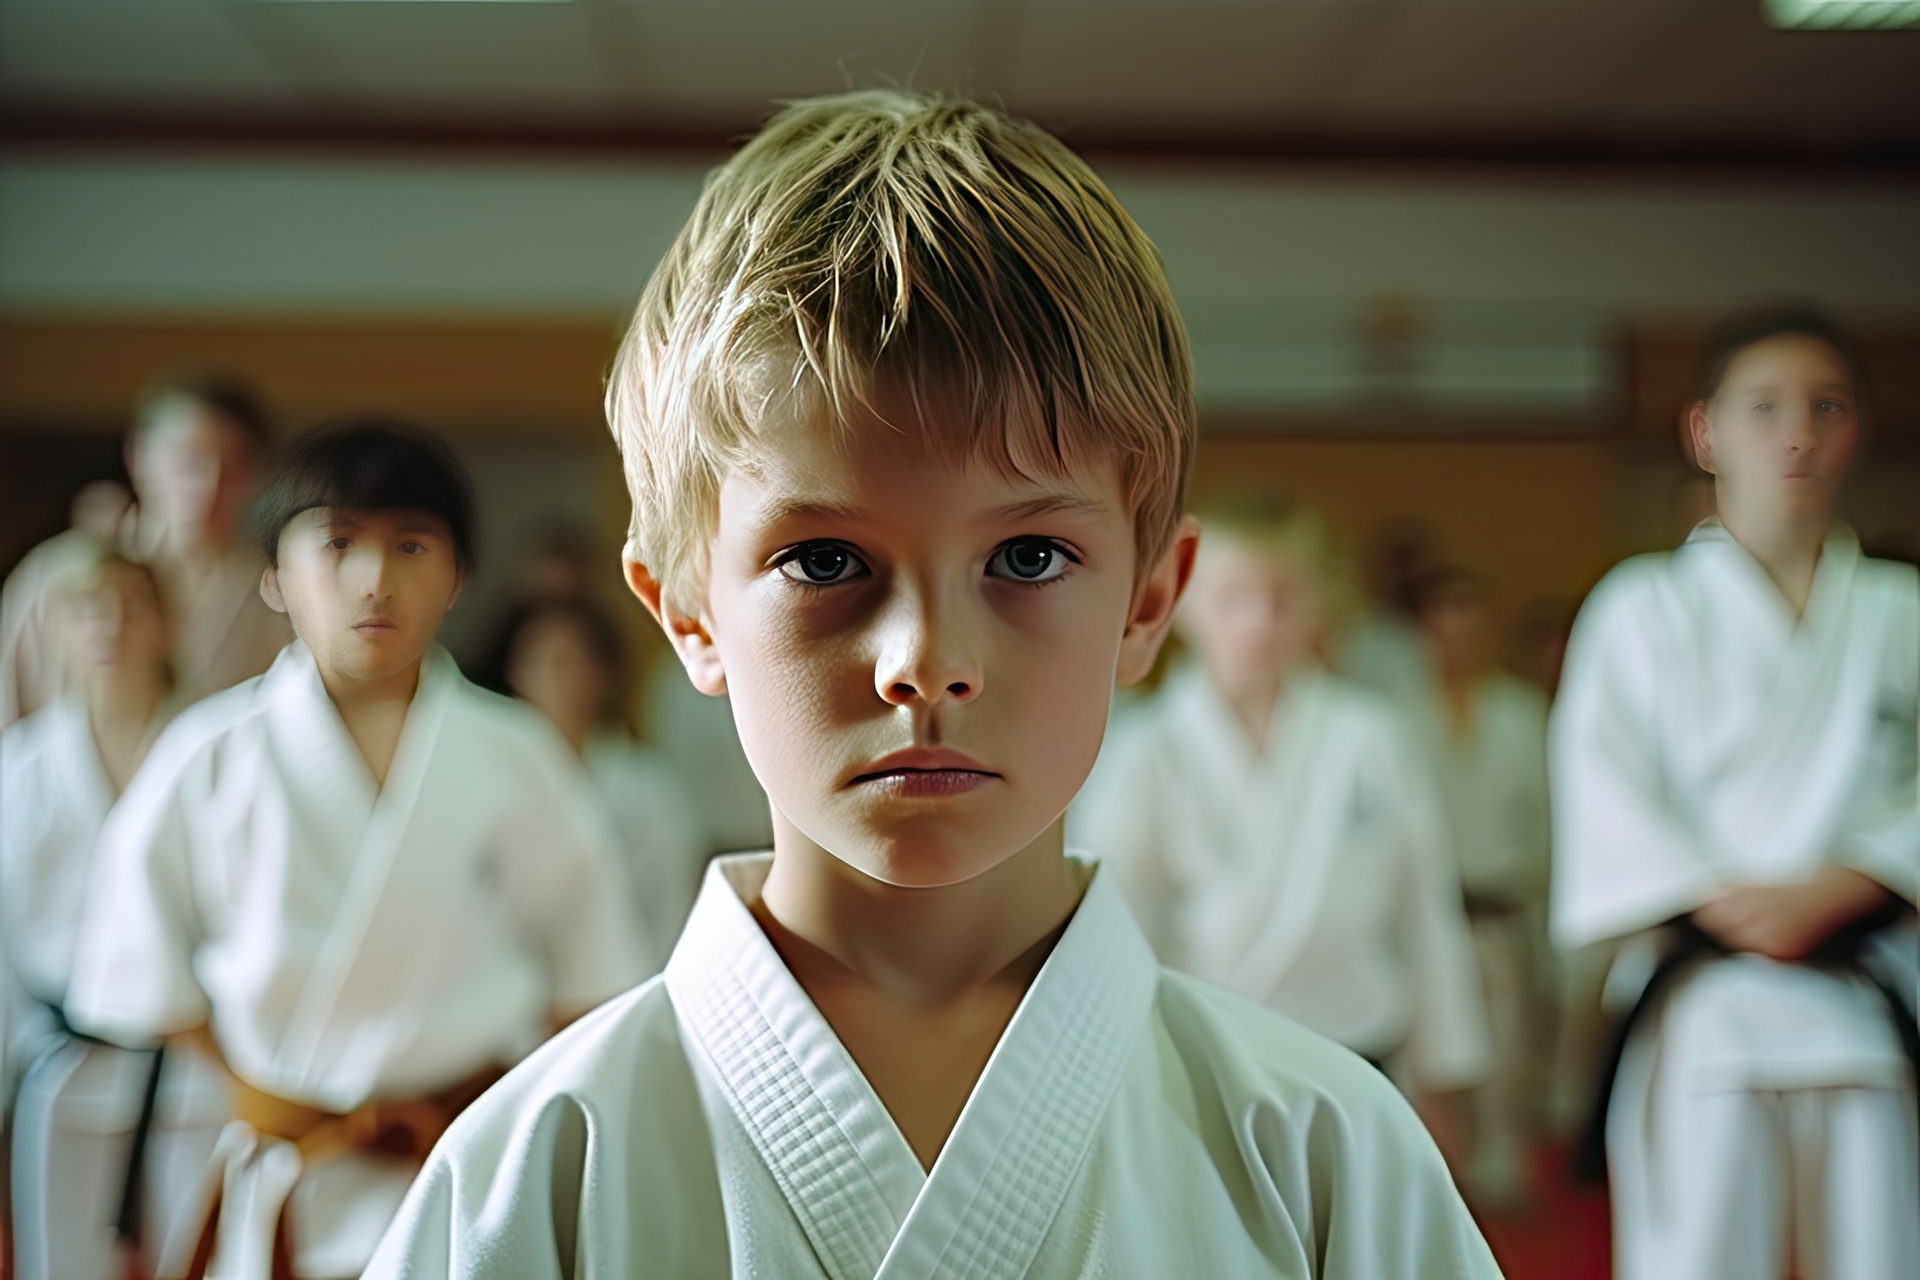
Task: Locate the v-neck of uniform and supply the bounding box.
[664,852,1159,1280]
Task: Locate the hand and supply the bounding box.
[1695,868,1890,961]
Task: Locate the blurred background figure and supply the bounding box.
[1339,519,1443,708]
[1,373,288,729]
[1552,309,1917,1280]
[498,598,707,973]
[0,480,131,725]
[1411,566,1556,1213]
[1078,491,1491,1169]
[1,551,207,1280]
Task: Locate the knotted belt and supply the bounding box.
[179,1060,503,1280]
[1572,898,1919,1185]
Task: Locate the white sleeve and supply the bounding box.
[1835,568,1919,905]
[1549,574,1722,949]
[64,732,212,1044]
[1386,722,1492,1092]
[497,742,649,1014]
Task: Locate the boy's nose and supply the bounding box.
[874,582,984,708]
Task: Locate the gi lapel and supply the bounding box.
[1181,673,1350,998]
[875,865,1157,1280]
[666,857,925,1280]
[272,647,452,1101]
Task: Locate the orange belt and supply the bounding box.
[181,1056,503,1280]
[229,1064,503,1164]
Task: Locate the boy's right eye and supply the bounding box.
[327,536,352,551]
[777,542,866,585]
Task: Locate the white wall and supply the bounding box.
[4,152,1917,414]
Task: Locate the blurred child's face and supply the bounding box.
[508,614,609,733]
[1422,595,1492,682]
[130,399,259,539]
[264,507,462,689]
[69,566,169,679]
[1179,535,1323,698]
[661,392,1184,890]
[1692,334,1857,527]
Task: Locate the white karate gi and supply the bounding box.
[1079,666,1491,1091]
[1552,521,1919,1280]
[65,641,649,1279]
[367,852,1500,1278]
[580,732,709,975]
[1413,674,1554,1200]
[2,695,224,1280]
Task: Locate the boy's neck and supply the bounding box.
[1718,498,1831,617]
[316,653,426,788]
[758,814,1082,1006]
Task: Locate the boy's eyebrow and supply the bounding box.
[991,493,1113,522]
[755,498,871,526]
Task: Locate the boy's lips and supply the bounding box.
[352,616,400,635]
[849,747,1000,797]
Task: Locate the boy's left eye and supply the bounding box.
[986,538,1075,584]
[777,541,867,585]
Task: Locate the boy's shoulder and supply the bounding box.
[438,974,691,1148]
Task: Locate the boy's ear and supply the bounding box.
[1684,401,1716,474]
[259,566,288,615]
[1116,515,1201,687]
[624,560,728,697]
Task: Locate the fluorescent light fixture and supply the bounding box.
[1764,0,1920,28]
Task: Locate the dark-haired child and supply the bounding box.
[1552,308,1918,1279]
[65,419,648,1278]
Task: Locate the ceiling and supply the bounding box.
[2,0,1917,163]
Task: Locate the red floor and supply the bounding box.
[1473,1145,1613,1280]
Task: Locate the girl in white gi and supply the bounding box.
[1412,566,1554,1212]
[64,419,647,1280]
[501,598,708,973]
[1553,307,1918,1280]
[368,91,1499,1279]
[1079,495,1492,1143]
[2,551,206,1279]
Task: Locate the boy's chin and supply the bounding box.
[827,829,1042,891]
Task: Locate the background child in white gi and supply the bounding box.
[1079,492,1491,1163]
[369,91,1500,1279]
[1552,307,1918,1280]
[500,598,708,974]
[2,551,205,1279]
[1411,566,1555,1212]
[64,419,647,1279]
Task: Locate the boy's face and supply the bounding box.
[639,392,1192,890]
[1179,535,1323,698]
[263,507,463,688]
[1691,334,1857,527]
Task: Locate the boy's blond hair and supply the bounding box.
[607,90,1195,608]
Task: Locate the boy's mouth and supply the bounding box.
[352,616,400,636]
[850,747,999,797]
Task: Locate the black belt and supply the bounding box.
[1572,900,1919,1186]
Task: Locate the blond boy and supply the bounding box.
[368,92,1499,1279]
